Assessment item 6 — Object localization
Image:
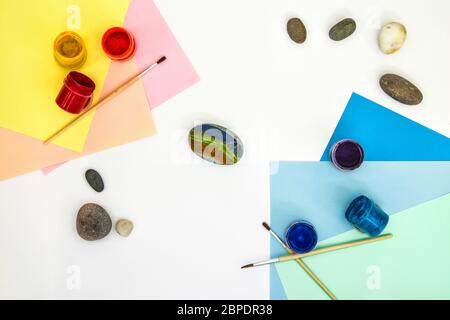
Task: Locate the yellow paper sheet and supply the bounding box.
[0,0,130,151]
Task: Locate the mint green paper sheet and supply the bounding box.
[275,193,450,300]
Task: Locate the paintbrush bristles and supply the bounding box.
[241,223,272,269]
[157,56,167,64]
[262,222,271,231]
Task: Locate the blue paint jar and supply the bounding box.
[285,221,318,254]
[345,196,389,236]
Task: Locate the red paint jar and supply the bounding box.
[101,27,136,61]
[55,71,96,114]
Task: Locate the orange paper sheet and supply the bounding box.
[0,59,156,180]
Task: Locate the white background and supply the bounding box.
[0,0,449,299]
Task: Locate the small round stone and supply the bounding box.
[115,219,134,237]
[287,18,307,44]
[76,203,112,241]
[85,169,104,192]
[380,74,423,105]
[378,22,407,54]
[329,18,356,41]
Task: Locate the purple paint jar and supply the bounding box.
[329,139,364,171]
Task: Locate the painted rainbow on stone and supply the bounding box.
[189,124,244,165]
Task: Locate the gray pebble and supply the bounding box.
[85,169,104,192]
[287,18,307,44]
[380,74,423,105]
[329,18,356,41]
[76,203,112,241]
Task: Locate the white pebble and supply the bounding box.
[378,22,407,54]
[115,219,134,237]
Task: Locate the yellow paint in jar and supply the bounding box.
[54,31,87,69]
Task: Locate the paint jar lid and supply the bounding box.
[330,139,364,171]
[65,71,96,96]
[285,220,318,254]
[101,27,136,61]
[54,31,87,69]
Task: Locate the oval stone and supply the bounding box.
[378,22,407,54]
[76,203,112,241]
[329,18,356,41]
[116,219,134,237]
[189,123,244,165]
[85,169,104,192]
[287,18,307,44]
[380,74,423,105]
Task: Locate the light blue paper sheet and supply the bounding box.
[270,161,450,248]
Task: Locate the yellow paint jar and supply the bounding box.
[53,31,87,69]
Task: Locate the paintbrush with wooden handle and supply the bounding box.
[242,233,393,269]
[262,222,337,300]
[44,56,166,145]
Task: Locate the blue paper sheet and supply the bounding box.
[321,93,450,161]
[271,93,450,299]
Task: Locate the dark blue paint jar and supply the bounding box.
[345,196,389,236]
[285,221,318,254]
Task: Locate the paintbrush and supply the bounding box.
[242,233,393,269]
[262,222,337,300]
[44,56,167,145]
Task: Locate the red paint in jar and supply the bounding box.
[101,27,136,61]
[55,71,96,114]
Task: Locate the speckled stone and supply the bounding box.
[76,203,112,241]
[115,219,134,237]
[380,74,423,105]
[189,123,244,165]
[378,22,407,54]
[85,169,104,192]
[329,18,356,41]
[287,18,307,44]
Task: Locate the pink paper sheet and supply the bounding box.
[41,0,199,175]
[0,0,199,180]
[41,163,65,175]
[129,0,199,108]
